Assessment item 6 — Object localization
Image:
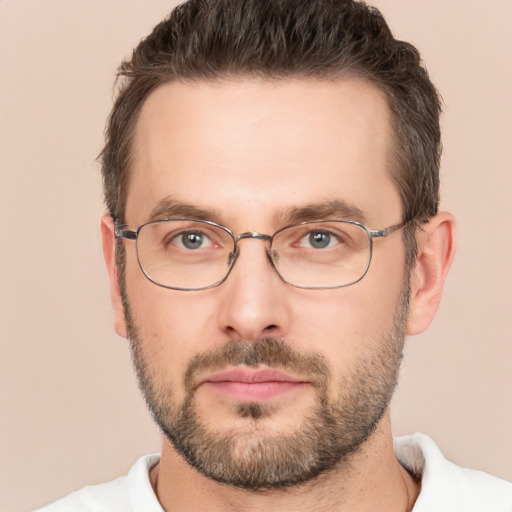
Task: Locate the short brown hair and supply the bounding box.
[101,0,442,264]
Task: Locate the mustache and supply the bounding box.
[184,338,330,392]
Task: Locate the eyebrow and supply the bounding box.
[148,197,221,223]
[148,197,367,227]
[277,200,368,225]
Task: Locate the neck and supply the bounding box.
[150,416,420,512]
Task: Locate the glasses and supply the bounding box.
[115,218,412,291]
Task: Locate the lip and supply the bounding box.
[199,368,309,402]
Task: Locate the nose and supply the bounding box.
[217,238,291,341]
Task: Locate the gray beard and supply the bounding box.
[125,287,408,490]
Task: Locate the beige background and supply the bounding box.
[1,1,511,511]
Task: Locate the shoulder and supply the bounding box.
[34,454,162,512]
[394,433,512,512]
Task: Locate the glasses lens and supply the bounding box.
[271,221,371,288]
[136,220,235,290]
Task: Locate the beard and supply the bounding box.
[123,285,409,491]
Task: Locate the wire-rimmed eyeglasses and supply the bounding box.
[115,218,413,291]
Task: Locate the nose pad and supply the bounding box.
[266,249,282,281]
[269,249,279,264]
[227,251,236,266]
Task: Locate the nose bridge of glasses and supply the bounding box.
[236,232,272,242]
[230,232,277,269]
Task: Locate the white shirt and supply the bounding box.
[36,433,512,511]
[394,433,512,511]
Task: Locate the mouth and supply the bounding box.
[198,368,310,402]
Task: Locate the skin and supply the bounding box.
[101,77,456,511]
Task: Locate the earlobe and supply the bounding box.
[406,212,456,335]
[100,215,128,339]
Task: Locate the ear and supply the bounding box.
[406,212,456,335]
[100,215,128,339]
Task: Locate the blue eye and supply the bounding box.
[299,230,340,249]
[183,232,203,249]
[308,231,332,249]
[175,231,209,250]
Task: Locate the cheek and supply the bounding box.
[125,256,222,373]
[130,293,211,356]
[289,273,406,372]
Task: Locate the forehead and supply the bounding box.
[127,78,400,227]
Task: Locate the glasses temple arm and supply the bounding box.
[370,217,428,238]
[114,222,137,240]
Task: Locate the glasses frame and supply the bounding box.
[115,217,415,291]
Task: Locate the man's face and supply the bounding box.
[119,78,409,488]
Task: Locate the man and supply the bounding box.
[36,0,511,510]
